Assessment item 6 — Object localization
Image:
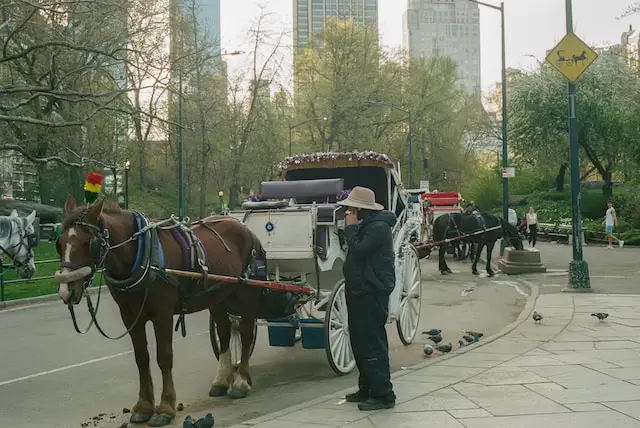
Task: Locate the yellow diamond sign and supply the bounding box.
[545,32,598,82]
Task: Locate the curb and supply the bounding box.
[229,279,540,428]
[0,285,108,311]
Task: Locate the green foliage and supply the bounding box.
[464,170,502,211]
[508,52,640,187]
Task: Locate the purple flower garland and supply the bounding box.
[278,151,394,172]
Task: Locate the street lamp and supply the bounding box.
[365,100,413,188]
[288,117,328,157]
[468,0,509,252]
[218,190,224,213]
[124,160,131,209]
[177,49,244,219]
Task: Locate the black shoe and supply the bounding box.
[358,397,395,411]
[345,389,370,403]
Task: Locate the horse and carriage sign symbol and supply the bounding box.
[545,32,598,82]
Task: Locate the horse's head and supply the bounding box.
[55,196,108,305]
[0,210,38,279]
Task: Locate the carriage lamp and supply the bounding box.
[124,160,131,209]
[218,191,224,213]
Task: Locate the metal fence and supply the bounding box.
[0,222,62,302]
[0,258,59,302]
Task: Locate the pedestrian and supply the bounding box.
[526,206,538,249]
[338,186,397,411]
[602,200,624,249]
[508,207,518,227]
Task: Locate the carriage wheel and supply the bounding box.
[397,246,422,345]
[324,280,356,376]
[210,314,258,367]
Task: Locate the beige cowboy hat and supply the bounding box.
[337,186,384,211]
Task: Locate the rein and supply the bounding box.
[61,209,175,340]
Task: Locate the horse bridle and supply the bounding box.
[56,210,110,291]
[0,216,38,269]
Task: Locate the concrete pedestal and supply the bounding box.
[497,248,547,275]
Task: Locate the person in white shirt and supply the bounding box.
[602,200,624,249]
[508,207,518,227]
[526,207,538,248]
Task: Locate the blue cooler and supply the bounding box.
[299,318,325,349]
[266,317,297,347]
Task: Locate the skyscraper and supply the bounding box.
[293,0,378,51]
[403,0,481,95]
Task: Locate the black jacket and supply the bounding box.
[342,211,397,296]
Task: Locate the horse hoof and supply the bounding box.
[130,411,153,423]
[446,269,453,274]
[229,387,250,399]
[209,384,228,397]
[488,272,495,277]
[147,413,174,427]
[472,271,479,276]
[440,270,448,276]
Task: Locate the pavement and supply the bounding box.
[228,291,640,428]
[0,253,528,428]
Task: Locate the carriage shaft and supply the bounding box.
[163,268,312,294]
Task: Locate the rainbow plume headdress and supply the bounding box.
[84,172,104,205]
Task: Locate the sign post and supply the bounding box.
[545,0,595,291]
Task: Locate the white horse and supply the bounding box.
[0,210,38,279]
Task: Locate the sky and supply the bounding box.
[220,0,639,96]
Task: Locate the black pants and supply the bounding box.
[346,292,395,401]
[529,224,538,247]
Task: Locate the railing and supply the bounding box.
[0,258,59,302]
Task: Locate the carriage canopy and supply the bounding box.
[278,151,396,210]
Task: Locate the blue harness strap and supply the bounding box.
[131,212,145,273]
[131,211,165,272]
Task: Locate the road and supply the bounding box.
[0,257,529,428]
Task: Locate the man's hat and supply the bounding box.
[337,186,383,211]
[84,172,104,204]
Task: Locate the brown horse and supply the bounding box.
[54,196,266,427]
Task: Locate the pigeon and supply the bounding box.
[532,311,543,324]
[423,343,434,356]
[435,343,452,353]
[423,328,442,336]
[458,339,466,348]
[194,413,214,428]
[591,313,609,322]
[463,334,476,343]
[184,416,196,428]
[429,335,443,344]
[466,331,484,339]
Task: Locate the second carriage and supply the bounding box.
[210,151,423,375]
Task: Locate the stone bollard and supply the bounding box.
[497,247,547,275]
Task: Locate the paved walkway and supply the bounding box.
[230,291,640,428]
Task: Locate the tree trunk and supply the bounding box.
[602,168,613,197]
[556,163,568,192]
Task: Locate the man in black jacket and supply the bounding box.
[338,186,397,411]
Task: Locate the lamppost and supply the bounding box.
[176,47,244,219]
[468,0,509,253]
[288,117,328,157]
[124,160,131,209]
[365,101,413,188]
[218,191,224,213]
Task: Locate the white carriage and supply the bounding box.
[209,152,423,375]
